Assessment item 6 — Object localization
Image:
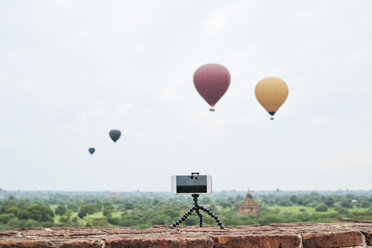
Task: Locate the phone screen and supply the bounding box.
[176,175,207,193]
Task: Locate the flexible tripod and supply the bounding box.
[169,194,224,229]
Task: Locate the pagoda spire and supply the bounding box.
[246,188,253,199]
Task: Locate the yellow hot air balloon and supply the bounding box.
[255,77,288,120]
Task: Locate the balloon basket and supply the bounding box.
[209,108,215,112]
[270,117,274,120]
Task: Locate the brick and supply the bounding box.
[106,237,175,248]
[184,238,213,248]
[213,234,300,248]
[60,239,101,248]
[106,237,213,248]
[302,231,363,248]
[1,223,372,248]
[0,230,20,237]
[0,240,54,248]
[22,228,106,238]
[361,231,372,245]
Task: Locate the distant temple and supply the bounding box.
[108,192,122,199]
[236,189,260,215]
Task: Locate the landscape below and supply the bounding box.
[1,191,372,247]
[1,190,371,229]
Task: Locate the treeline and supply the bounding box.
[259,193,372,210]
[0,192,371,229]
[0,196,54,228]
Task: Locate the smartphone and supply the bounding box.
[171,175,212,194]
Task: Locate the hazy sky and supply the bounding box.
[1,0,371,191]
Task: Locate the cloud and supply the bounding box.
[314,148,372,169]
[204,0,247,34]
[112,103,133,120]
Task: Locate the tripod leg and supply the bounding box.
[169,207,195,229]
[199,206,224,229]
[195,207,203,227]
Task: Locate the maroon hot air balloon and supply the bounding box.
[193,63,231,111]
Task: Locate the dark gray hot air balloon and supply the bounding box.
[88,147,95,155]
[109,129,121,143]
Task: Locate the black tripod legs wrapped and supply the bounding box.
[169,206,195,229]
[169,194,224,229]
[195,207,203,227]
[199,206,224,229]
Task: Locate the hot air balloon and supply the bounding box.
[193,63,231,111]
[255,77,288,120]
[109,129,121,143]
[88,147,95,155]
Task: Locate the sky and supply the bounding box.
[0,0,371,191]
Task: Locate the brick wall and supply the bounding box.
[0,223,371,248]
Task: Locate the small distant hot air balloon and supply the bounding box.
[109,129,121,143]
[193,63,231,111]
[88,147,95,155]
[255,77,288,120]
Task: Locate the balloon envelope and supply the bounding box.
[193,63,231,109]
[255,77,288,116]
[88,147,95,155]
[109,129,121,143]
